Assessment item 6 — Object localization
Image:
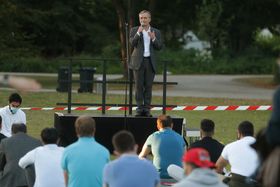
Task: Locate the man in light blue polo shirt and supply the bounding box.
[103,130,159,187]
[139,115,186,178]
[61,115,110,187]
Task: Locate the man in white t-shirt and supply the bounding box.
[19,128,65,187]
[216,121,259,187]
[0,93,26,137]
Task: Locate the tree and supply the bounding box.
[196,0,226,49]
[0,0,117,58]
[255,29,280,83]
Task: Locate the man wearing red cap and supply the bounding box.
[172,148,227,187]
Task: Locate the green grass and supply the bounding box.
[0,90,272,145]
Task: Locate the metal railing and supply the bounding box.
[56,58,178,115]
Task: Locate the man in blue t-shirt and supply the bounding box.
[61,115,110,187]
[103,130,159,187]
[139,115,186,178]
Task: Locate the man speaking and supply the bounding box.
[129,10,163,117]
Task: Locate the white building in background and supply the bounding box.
[258,28,273,38]
[181,30,211,51]
[180,30,212,59]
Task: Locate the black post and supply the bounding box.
[102,60,107,115]
[162,60,167,114]
[67,59,73,114]
[129,69,133,115]
[125,21,133,116]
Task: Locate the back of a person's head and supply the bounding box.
[12,123,27,134]
[200,119,215,135]
[157,115,173,128]
[262,147,280,187]
[9,93,22,104]
[251,128,274,162]
[75,115,96,137]
[41,127,58,144]
[238,121,254,137]
[113,130,135,154]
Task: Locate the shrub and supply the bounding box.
[0,47,275,75]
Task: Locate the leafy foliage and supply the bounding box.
[0,0,279,75]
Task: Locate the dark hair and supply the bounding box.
[251,128,274,162]
[112,130,135,153]
[12,123,26,134]
[41,128,58,144]
[238,121,254,136]
[200,119,215,133]
[158,115,173,128]
[0,115,2,125]
[9,93,22,104]
[75,115,96,137]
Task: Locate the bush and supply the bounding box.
[0,47,275,75]
[0,54,122,74]
[156,48,274,74]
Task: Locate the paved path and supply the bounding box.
[155,75,274,100]
[108,74,274,100]
[0,73,274,100]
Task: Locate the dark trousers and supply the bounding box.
[133,57,155,113]
[229,173,259,187]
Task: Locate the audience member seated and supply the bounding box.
[0,93,26,137]
[103,130,160,187]
[61,115,110,187]
[262,87,280,187]
[250,128,274,183]
[19,128,65,187]
[266,86,280,147]
[190,119,224,163]
[170,148,227,187]
[0,116,7,142]
[216,121,259,187]
[139,115,186,178]
[0,123,41,187]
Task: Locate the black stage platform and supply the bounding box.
[54,113,184,153]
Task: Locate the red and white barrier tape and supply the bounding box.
[10,105,272,111]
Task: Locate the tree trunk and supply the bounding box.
[112,0,128,78]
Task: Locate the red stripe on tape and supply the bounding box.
[54,107,66,110]
[226,106,239,110]
[247,106,259,111]
[183,106,197,110]
[74,107,88,111]
[205,106,217,110]
[30,107,42,111]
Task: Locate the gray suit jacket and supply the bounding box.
[0,132,41,187]
[129,26,162,71]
